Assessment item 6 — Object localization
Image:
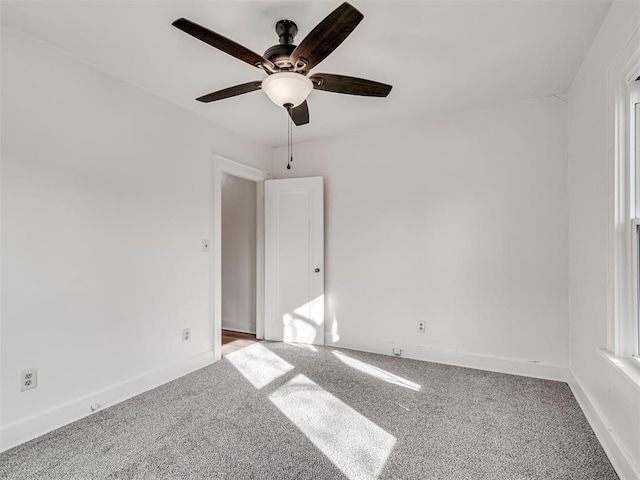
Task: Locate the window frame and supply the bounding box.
[631,83,640,360]
[608,36,640,361]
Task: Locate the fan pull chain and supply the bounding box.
[290,113,294,168]
[287,113,291,170]
[286,104,293,170]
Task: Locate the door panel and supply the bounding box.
[265,177,324,345]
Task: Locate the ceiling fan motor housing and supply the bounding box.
[263,43,296,69]
[264,20,302,70]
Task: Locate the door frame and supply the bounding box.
[212,154,272,360]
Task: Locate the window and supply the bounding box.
[632,81,640,357]
[609,43,640,362]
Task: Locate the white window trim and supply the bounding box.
[631,213,640,360]
[632,84,640,361]
[632,84,640,365]
[608,28,640,360]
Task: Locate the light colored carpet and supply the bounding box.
[0,342,617,479]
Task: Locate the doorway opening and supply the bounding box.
[221,172,259,356]
[212,155,271,360]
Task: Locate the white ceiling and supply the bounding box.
[2,0,611,147]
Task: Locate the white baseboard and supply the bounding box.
[0,350,215,453]
[330,338,569,382]
[568,370,640,480]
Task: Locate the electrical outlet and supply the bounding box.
[417,321,426,333]
[202,239,210,252]
[392,348,402,356]
[182,328,191,343]
[20,368,38,392]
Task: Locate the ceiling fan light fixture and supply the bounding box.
[261,72,313,108]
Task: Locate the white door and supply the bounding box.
[264,177,324,345]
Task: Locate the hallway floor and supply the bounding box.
[221,330,259,357]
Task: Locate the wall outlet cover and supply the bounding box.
[182,328,191,343]
[417,321,426,333]
[20,368,38,392]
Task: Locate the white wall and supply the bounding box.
[221,173,256,334]
[567,1,640,476]
[0,28,271,450]
[273,96,569,379]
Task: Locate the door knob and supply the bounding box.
[314,268,321,273]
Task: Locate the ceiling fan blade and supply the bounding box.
[288,101,310,126]
[310,74,392,97]
[173,18,275,71]
[290,3,363,73]
[196,81,262,103]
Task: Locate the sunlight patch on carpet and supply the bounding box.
[332,350,422,391]
[284,342,318,352]
[226,343,294,389]
[270,374,396,480]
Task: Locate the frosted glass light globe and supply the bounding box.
[261,72,313,108]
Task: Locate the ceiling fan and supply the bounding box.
[172,2,392,126]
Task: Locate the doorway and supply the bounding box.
[221,173,258,356]
[212,155,271,360]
